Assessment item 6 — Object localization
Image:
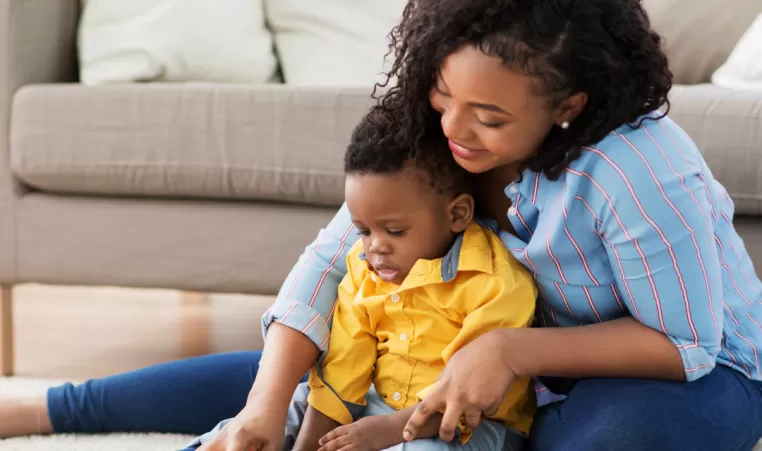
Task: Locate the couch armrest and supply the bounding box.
[0,0,79,283]
[667,84,762,216]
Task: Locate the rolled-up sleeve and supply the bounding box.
[595,140,723,381]
[261,203,358,354]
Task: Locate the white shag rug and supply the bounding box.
[0,377,194,451]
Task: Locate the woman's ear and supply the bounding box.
[448,193,475,233]
[554,92,588,127]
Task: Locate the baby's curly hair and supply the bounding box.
[345,111,472,197]
[373,0,673,180]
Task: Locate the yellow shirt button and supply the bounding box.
[392,392,401,401]
[399,333,408,341]
[391,294,400,303]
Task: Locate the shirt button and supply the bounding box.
[370,273,377,282]
[508,206,518,216]
[509,185,519,194]
[391,294,400,303]
[399,333,408,341]
[392,392,401,401]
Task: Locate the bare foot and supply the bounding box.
[0,394,53,438]
[317,414,406,451]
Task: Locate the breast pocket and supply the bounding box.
[527,210,615,287]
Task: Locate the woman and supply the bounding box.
[3,0,762,450]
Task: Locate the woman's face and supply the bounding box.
[429,44,561,174]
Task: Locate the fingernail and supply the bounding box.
[403,431,412,441]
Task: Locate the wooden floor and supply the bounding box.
[12,284,273,380]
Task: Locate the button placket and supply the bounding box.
[387,292,413,390]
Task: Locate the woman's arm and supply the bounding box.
[254,203,358,404]
[401,318,684,443]
[499,317,685,380]
[589,130,724,382]
[199,206,356,451]
[255,203,358,401]
[246,323,319,409]
[261,204,358,359]
[199,324,319,451]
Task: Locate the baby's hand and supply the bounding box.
[318,415,405,451]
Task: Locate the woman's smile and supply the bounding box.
[448,139,488,161]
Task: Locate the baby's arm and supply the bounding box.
[317,404,443,451]
[292,406,340,450]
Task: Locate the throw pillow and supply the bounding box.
[641,0,762,85]
[712,14,762,91]
[264,0,406,86]
[78,0,278,85]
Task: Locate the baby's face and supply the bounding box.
[345,167,456,285]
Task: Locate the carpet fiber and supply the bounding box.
[0,377,194,451]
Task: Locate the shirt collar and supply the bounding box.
[508,169,548,208]
[401,221,495,289]
[357,222,496,291]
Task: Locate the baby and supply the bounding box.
[184,113,537,451]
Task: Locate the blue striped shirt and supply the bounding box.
[262,114,762,395]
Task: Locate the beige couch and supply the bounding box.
[1,0,762,377]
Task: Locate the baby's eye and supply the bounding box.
[356,229,370,237]
[387,229,407,237]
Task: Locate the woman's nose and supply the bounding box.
[440,107,471,141]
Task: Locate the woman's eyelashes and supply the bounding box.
[431,87,505,129]
[480,120,505,129]
[432,83,450,97]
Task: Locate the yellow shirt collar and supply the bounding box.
[355,220,496,291]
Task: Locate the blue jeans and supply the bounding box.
[47,351,762,450]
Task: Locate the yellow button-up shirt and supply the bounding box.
[307,221,538,436]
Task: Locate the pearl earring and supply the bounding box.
[561,121,570,130]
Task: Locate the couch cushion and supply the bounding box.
[667,84,762,215]
[642,0,762,85]
[10,84,374,206]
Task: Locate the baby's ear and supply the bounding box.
[448,193,475,233]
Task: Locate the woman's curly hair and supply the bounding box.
[373,0,673,180]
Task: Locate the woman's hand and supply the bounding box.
[198,396,287,451]
[402,329,516,443]
[199,324,318,451]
